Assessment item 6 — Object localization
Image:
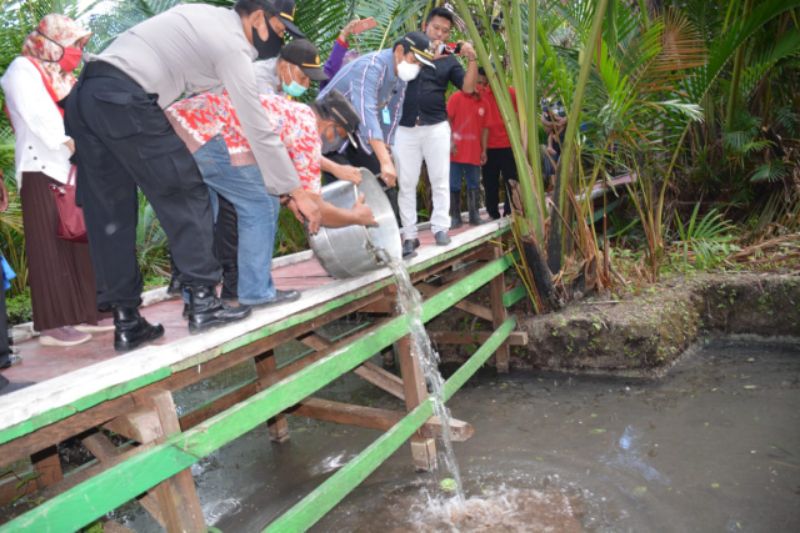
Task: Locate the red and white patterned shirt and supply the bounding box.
[166,93,321,193]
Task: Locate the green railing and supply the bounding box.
[1,252,515,533]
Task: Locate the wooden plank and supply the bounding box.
[143,391,206,533]
[299,333,333,351]
[81,433,166,529]
[2,255,513,533]
[503,285,527,308]
[488,245,511,373]
[39,442,156,501]
[264,317,516,532]
[396,333,436,472]
[255,352,289,443]
[103,409,162,444]
[291,398,473,441]
[0,396,136,470]
[31,446,62,491]
[418,282,493,321]
[292,398,402,430]
[429,331,528,346]
[352,362,405,400]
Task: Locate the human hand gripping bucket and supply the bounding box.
[308,169,402,278]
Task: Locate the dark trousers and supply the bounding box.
[323,143,400,222]
[0,270,9,370]
[64,61,220,308]
[482,147,517,219]
[214,195,239,299]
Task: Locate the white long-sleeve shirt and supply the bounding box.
[1,57,72,188]
[94,4,300,196]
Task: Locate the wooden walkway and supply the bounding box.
[0,216,525,532]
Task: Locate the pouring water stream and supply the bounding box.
[375,247,466,504]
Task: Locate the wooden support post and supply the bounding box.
[31,446,62,491]
[396,336,437,471]
[82,433,166,529]
[353,362,405,400]
[255,350,290,442]
[488,245,511,373]
[138,391,206,533]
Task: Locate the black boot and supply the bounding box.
[167,256,182,296]
[467,189,483,226]
[450,192,463,229]
[186,285,251,334]
[113,306,165,352]
[220,266,238,301]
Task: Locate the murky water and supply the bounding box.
[116,337,799,532]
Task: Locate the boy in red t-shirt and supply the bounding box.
[447,88,487,227]
[478,68,517,219]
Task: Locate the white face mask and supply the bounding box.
[397,60,421,82]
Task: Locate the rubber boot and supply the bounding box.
[467,189,483,226]
[450,192,463,229]
[113,306,165,352]
[186,285,251,334]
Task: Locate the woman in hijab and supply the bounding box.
[1,14,109,347]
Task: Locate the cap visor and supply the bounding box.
[303,66,328,82]
[282,19,306,38]
[414,53,435,69]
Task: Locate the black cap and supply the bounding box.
[318,90,360,147]
[279,39,327,81]
[268,0,305,38]
[398,31,435,68]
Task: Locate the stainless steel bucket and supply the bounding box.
[308,169,402,278]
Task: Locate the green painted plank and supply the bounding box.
[0,226,510,447]
[1,254,511,533]
[502,286,527,308]
[0,368,172,447]
[264,317,517,532]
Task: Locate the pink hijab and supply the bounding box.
[21,14,91,100]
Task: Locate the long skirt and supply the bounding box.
[20,171,100,331]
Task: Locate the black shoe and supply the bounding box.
[252,289,301,309]
[113,306,165,352]
[467,189,483,225]
[450,192,463,229]
[434,231,451,246]
[166,274,182,297]
[402,239,419,258]
[186,285,252,333]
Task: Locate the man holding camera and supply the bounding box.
[394,6,478,257]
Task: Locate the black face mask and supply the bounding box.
[252,22,283,60]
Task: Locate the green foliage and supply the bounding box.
[673,203,739,270]
[274,208,307,256]
[5,287,32,325]
[135,192,170,279]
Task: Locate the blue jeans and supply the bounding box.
[450,162,481,192]
[193,136,280,305]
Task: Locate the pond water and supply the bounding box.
[121,337,799,532]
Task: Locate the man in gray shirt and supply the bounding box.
[65,0,317,351]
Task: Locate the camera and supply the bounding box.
[439,42,462,55]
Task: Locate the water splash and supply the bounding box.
[383,255,466,504]
[405,485,582,532]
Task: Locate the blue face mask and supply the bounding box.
[282,80,307,98]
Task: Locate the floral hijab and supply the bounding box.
[21,14,91,99]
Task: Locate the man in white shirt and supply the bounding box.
[64,0,317,351]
